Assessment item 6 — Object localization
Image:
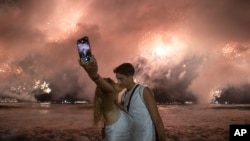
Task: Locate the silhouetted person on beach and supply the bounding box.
[114,63,166,141]
[80,56,133,141]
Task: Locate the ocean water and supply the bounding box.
[0,103,250,141]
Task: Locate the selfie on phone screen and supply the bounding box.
[77,36,92,63]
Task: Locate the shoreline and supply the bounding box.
[0,125,229,141]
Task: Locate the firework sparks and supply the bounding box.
[40,81,52,94]
[0,63,23,75]
[0,63,11,73]
[34,80,52,94]
[37,1,85,43]
[42,13,81,42]
[222,42,250,59]
[138,32,186,66]
[14,67,23,75]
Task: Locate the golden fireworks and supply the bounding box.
[38,1,86,43]
[222,42,250,59]
[138,32,186,64]
[0,63,11,73]
[0,63,23,75]
[14,67,23,75]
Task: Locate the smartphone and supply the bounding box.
[77,36,92,63]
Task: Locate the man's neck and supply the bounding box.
[126,81,136,91]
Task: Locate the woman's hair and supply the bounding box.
[93,87,103,126]
[93,78,116,126]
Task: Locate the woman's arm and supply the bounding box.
[79,55,113,93]
[92,74,114,93]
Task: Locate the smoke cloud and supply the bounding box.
[1,0,250,103]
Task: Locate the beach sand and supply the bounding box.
[0,125,229,141]
[1,103,250,141]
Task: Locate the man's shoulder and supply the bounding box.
[136,84,149,97]
[137,83,152,91]
[136,83,147,88]
[137,84,155,98]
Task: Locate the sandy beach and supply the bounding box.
[0,126,228,141]
[1,103,250,141]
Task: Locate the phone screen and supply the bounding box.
[77,36,92,63]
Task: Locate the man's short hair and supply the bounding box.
[113,63,135,77]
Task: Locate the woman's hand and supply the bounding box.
[79,55,98,79]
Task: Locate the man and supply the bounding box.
[113,63,166,141]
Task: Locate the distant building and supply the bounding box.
[0,98,18,103]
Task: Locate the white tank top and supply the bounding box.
[122,84,156,141]
[104,109,133,141]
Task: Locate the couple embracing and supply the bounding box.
[80,55,166,141]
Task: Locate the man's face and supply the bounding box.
[115,73,132,89]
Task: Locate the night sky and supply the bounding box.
[0,0,250,103]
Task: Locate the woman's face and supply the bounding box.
[114,83,123,92]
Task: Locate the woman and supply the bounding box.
[80,56,133,141]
